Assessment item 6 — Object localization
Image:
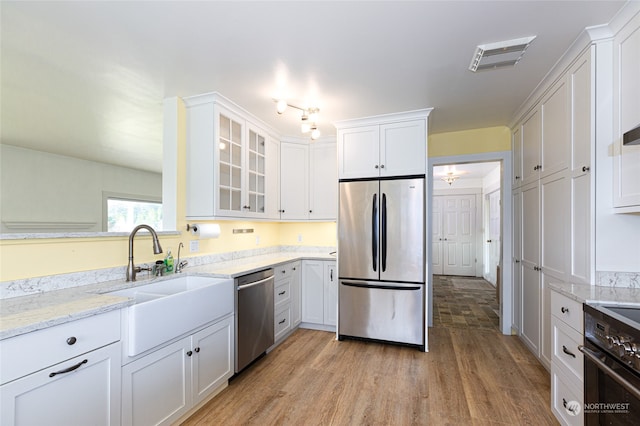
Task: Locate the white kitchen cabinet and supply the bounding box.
[521,107,542,186]
[541,79,570,177]
[569,48,593,284]
[273,261,301,343]
[121,316,234,426]
[0,311,121,426]
[520,181,540,355]
[301,260,337,331]
[512,188,523,333]
[613,11,640,212]
[309,141,338,220]
[336,110,431,179]
[323,262,338,327]
[280,139,337,220]
[512,127,523,187]
[280,142,309,220]
[184,93,280,219]
[550,289,584,425]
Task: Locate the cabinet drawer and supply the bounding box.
[274,261,300,281]
[551,364,584,426]
[1,310,120,385]
[274,281,291,308]
[551,291,583,333]
[552,317,583,383]
[274,306,291,342]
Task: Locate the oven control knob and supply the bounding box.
[618,342,632,357]
[607,336,620,348]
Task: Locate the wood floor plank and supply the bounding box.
[182,277,557,426]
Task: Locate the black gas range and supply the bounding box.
[581,303,640,425]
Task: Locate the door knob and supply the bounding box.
[487,239,492,243]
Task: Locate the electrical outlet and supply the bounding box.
[297,234,303,242]
[190,240,199,253]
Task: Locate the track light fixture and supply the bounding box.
[274,99,321,140]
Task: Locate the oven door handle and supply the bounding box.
[579,345,640,401]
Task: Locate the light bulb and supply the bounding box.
[311,127,321,140]
[308,110,319,123]
[276,99,288,114]
[301,122,311,133]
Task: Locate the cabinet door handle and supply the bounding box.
[515,259,520,263]
[562,345,576,358]
[330,269,333,281]
[279,319,286,325]
[582,166,590,172]
[515,176,520,180]
[561,306,569,314]
[49,359,87,377]
[487,239,492,243]
[279,290,286,296]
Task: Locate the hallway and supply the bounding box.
[433,274,500,329]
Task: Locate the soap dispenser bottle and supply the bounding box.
[164,249,174,274]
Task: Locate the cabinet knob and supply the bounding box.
[515,176,520,180]
[194,347,200,353]
[187,350,193,357]
[380,164,385,169]
[309,210,313,213]
[515,259,520,263]
[375,165,379,169]
[561,306,569,314]
[582,166,590,172]
[66,336,77,345]
[487,239,492,243]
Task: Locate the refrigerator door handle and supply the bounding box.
[372,193,378,272]
[381,192,387,272]
[341,281,422,291]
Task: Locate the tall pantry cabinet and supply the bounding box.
[512,46,594,369]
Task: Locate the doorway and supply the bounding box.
[427,151,513,335]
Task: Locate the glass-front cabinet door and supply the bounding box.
[247,127,266,214]
[218,112,243,214]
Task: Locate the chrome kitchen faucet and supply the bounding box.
[126,224,163,281]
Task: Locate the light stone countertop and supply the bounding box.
[0,251,336,340]
[549,281,640,306]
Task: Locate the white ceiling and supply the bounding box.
[434,161,500,181]
[0,1,627,173]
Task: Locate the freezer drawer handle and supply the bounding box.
[49,359,88,377]
[341,281,421,291]
[372,193,378,272]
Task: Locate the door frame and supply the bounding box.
[428,151,513,335]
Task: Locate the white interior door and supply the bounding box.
[484,190,501,285]
[441,195,476,276]
[431,196,444,275]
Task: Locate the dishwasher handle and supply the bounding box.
[236,275,273,291]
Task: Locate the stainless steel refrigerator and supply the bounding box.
[338,177,425,350]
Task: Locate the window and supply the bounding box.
[106,198,162,232]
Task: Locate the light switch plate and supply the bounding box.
[190,240,199,253]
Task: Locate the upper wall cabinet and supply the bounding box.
[184,93,280,220]
[280,139,337,221]
[613,11,640,212]
[335,109,432,179]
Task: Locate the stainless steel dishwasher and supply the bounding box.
[235,268,274,373]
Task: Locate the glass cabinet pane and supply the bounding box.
[219,188,230,210]
[231,166,241,189]
[231,143,242,167]
[220,115,230,140]
[220,163,230,187]
[232,121,241,143]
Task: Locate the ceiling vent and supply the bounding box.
[468,36,536,72]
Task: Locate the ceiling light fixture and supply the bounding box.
[468,35,536,72]
[441,172,459,186]
[274,99,321,140]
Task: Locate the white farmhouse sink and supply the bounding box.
[108,276,234,357]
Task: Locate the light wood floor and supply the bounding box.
[182,327,557,425]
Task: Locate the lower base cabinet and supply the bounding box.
[1,342,121,426]
[301,260,337,330]
[121,316,234,426]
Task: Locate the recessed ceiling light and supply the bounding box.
[468,36,536,72]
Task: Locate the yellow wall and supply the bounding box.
[428,126,511,157]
